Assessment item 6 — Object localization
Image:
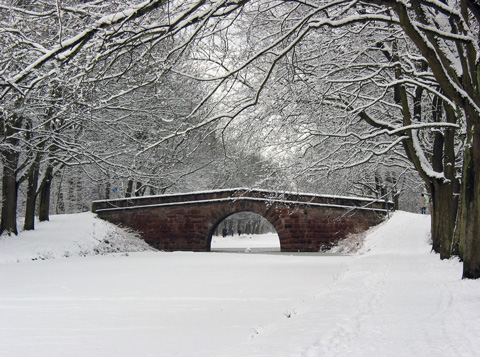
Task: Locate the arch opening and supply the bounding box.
[210,211,280,252]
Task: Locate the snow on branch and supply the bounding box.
[3,0,177,96]
[310,122,459,141]
[411,129,446,181]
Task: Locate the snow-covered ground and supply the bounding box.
[211,232,281,252]
[0,211,479,356]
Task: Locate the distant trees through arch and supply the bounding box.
[214,212,275,236]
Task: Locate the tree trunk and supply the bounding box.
[461,130,480,279]
[392,192,400,211]
[430,113,457,259]
[23,160,40,231]
[104,180,111,200]
[454,171,468,260]
[431,180,456,259]
[55,173,65,214]
[135,181,144,196]
[38,166,53,222]
[451,179,462,257]
[0,109,22,236]
[126,179,134,197]
[0,152,19,235]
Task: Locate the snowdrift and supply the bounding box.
[0,212,154,263]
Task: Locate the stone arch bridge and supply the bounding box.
[92,188,393,252]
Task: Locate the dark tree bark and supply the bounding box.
[23,158,40,231]
[461,129,480,278]
[23,119,43,230]
[38,165,54,222]
[125,179,134,198]
[1,152,19,235]
[428,102,458,259]
[104,180,111,200]
[0,110,22,235]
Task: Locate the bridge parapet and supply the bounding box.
[92,188,393,213]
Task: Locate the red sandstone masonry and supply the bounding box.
[92,189,393,252]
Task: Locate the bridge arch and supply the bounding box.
[207,207,283,251]
[92,188,393,252]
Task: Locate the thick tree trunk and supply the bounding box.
[1,110,22,236]
[430,118,457,259]
[0,153,19,235]
[454,175,468,260]
[23,161,40,231]
[431,180,456,259]
[38,166,53,222]
[450,184,462,257]
[461,131,480,279]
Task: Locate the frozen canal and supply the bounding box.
[211,232,281,252]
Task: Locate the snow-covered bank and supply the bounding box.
[0,213,154,263]
[0,211,479,356]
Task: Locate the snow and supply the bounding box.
[1,211,479,356]
[95,196,390,214]
[211,233,281,252]
[412,129,446,180]
[0,213,154,263]
[93,187,386,205]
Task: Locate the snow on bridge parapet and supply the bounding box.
[92,188,393,213]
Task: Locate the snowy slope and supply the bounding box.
[223,212,480,357]
[0,212,154,263]
[0,211,479,357]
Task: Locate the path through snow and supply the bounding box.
[222,212,480,356]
